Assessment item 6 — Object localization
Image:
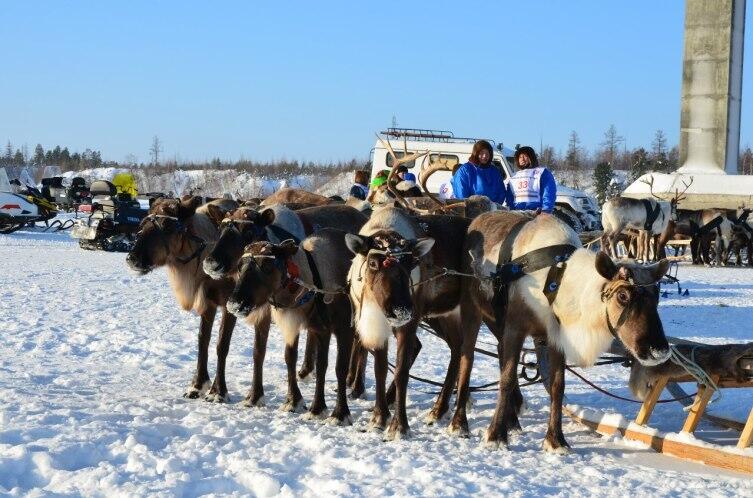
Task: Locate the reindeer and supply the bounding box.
[202,202,367,405]
[227,229,356,423]
[601,176,692,261]
[260,187,339,208]
[126,196,241,401]
[465,210,671,452]
[345,206,476,439]
[674,208,734,266]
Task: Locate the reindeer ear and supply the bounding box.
[412,237,435,258]
[205,204,229,227]
[149,196,163,211]
[648,258,670,283]
[259,208,276,226]
[595,251,619,280]
[276,239,299,257]
[345,234,369,255]
[178,196,203,219]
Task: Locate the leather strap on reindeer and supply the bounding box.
[697,215,724,236]
[492,217,577,321]
[641,199,662,231]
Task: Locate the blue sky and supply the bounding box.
[2,1,752,163]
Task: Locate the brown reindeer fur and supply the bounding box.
[465,210,670,452]
[227,229,357,423]
[127,197,257,402]
[346,207,475,438]
[260,188,334,207]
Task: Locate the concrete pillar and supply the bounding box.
[679,0,745,175]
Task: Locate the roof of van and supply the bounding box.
[375,129,516,157]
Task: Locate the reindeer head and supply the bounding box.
[126,196,204,274]
[670,176,693,220]
[346,230,434,328]
[595,252,670,366]
[226,239,298,318]
[202,206,276,280]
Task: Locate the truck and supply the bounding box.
[370,128,600,231]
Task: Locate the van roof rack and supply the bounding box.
[379,127,496,146]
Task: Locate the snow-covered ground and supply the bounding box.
[1,225,752,496]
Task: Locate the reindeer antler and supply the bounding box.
[674,176,693,203]
[640,175,663,200]
[416,153,469,214]
[376,133,428,211]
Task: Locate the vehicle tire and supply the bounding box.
[553,206,582,233]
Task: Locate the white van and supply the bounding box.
[370,128,600,230]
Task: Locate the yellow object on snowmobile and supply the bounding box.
[112,173,138,198]
[26,194,57,211]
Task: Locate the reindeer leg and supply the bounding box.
[298,329,317,380]
[205,307,237,402]
[447,311,478,437]
[305,329,330,419]
[244,309,271,407]
[329,317,354,425]
[543,345,569,453]
[347,336,367,399]
[485,327,525,448]
[424,317,461,427]
[386,325,416,441]
[281,335,305,413]
[487,318,523,432]
[184,308,215,399]
[369,347,390,431]
[386,335,422,408]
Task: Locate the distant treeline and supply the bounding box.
[0,140,370,182]
[4,124,753,183]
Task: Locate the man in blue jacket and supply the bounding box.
[451,140,511,205]
[508,146,557,212]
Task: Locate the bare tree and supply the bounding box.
[599,124,624,166]
[565,131,582,171]
[149,135,163,166]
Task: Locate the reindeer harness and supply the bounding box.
[492,218,577,310]
[242,246,333,328]
[141,214,207,265]
[641,199,663,231]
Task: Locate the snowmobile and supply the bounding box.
[40,176,92,211]
[70,179,148,252]
[0,181,61,234]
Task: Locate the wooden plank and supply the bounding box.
[682,376,720,434]
[738,409,753,449]
[565,407,753,476]
[635,376,669,426]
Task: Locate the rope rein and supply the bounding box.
[668,345,722,403]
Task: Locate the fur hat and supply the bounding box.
[514,146,539,169]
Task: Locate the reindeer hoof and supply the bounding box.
[183,380,211,399]
[543,434,571,454]
[367,413,389,432]
[348,388,366,400]
[483,429,509,450]
[326,414,353,426]
[384,425,411,441]
[204,391,228,403]
[447,423,470,438]
[280,398,306,413]
[243,395,265,408]
[423,410,445,426]
[543,440,571,455]
[302,408,328,421]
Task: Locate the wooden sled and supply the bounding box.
[565,342,753,475]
